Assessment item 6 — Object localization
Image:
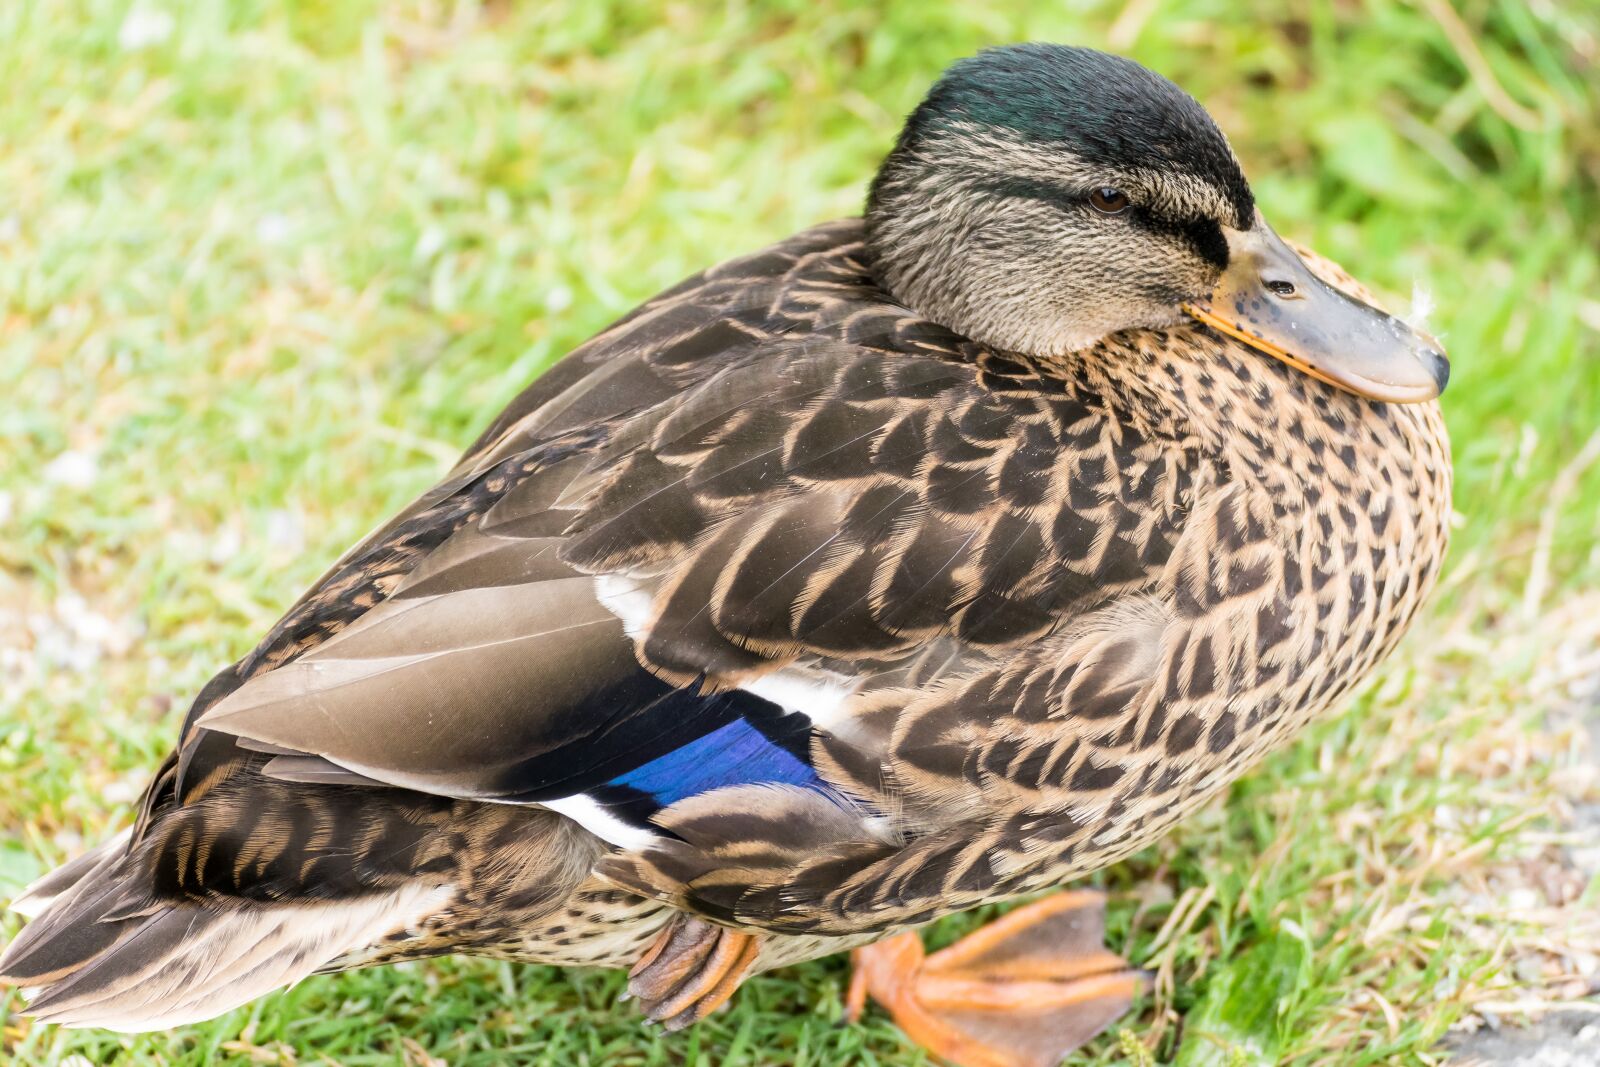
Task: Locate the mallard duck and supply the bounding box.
[1,43,1451,1066]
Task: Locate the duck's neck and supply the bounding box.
[1057,325,1449,522]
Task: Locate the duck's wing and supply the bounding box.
[191,338,1101,794]
[197,339,911,810]
[130,219,864,836]
[185,323,1240,935]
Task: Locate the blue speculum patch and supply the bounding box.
[608,717,821,806]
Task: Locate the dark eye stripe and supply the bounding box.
[968,177,1230,270]
[1127,211,1229,270]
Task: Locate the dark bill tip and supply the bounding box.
[1184,221,1448,404]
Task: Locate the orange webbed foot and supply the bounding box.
[849,891,1146,1067]
[627,914,761,1030]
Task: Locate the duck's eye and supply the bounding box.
[1088,187,1131,215]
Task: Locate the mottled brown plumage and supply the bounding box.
[2,44,1450,1058]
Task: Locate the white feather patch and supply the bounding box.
[740,669,859,727]
[540,795,659,851]
[594,573,655,640]
[592,574,862,725]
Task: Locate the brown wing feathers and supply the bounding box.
[171,221,1198,904]
[168,222,1203,913]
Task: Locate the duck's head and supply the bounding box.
[866,44,1449,403]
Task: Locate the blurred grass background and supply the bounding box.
[2,1,1598,1064]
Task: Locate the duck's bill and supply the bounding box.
[1181,221,1449,404]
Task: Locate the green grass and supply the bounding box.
[3,0,1598,1063]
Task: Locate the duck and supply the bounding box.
[0,43,1451,1067]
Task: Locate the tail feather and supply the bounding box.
[3,837,453,1033]
[0,910,140,989]
[137,888,450,1029]
[1,835,143,985]
[9,829,132,920]
[22,910,206,1020]
[3,793,595,1031]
